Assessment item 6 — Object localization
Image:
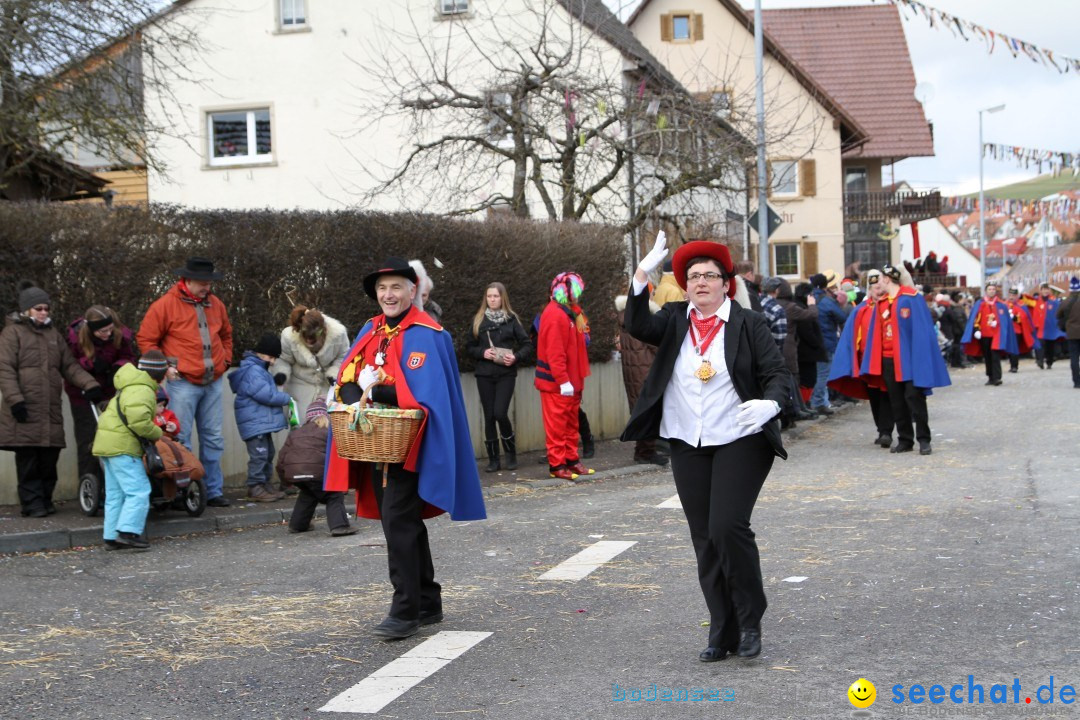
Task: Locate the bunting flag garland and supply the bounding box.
[877,0,1080,75]
[981,143,1080,177]
[940,195,1077,220]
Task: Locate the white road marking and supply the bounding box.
[657,494,682,509]
[539,540,637,581]
[319,631,492,714]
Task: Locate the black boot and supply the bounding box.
[484,440,500,473]
[581,434,595,459]
[500,434,518,471]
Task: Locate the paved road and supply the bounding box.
[1,362,1077,719]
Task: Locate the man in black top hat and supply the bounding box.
[137,257,234,506]
[326,258,485,640]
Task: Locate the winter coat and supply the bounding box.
[136,283,233,385]
[534,300,590,393]
[0,313,100,449]
[812,288,847,355]
[275,420,329,484]
[465,313,532,379]
[1059,293,1080,340]
[615,295,659,410]
[774,280,820,375]
[743,278,764,313]
[228,352,292,440]
[91,364,163,458]
[62,317,137,408]
[271,313,349,418]
[940,304,967,342]
[652,273,685,307]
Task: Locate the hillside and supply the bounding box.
[964,173,1080,201]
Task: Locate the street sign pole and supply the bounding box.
[754,0,769,278]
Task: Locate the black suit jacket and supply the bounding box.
[620,289,790,460]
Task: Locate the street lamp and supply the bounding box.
[978,103,1005,289]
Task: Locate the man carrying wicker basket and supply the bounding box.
[324,257,486,640]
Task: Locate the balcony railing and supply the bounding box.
[844,190,942,225]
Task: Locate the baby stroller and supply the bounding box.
[79,402,207,518]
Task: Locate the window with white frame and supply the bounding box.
[710,90,731,120]
[439,0,469,15]
[774,243,800,276]
[207,109,272,166]
[487,91,514,147]
[771,159,798,196]
[279,0,306,28]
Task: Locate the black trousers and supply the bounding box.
[949,341,967,368]
[289,481,349,532]
[866,386,895,438]
[372,464,441,621]
[578,407,592,443]
[1009,354,1020,371]
[1070,339,1080,388]
[71,403,101,481]
[979,337,1002,383]
[475,375,516,442]
[15,447,62,514]
[669,433,773,649]
[882,358,930,447]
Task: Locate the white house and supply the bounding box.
[130,0,745,231]
[898,217,980,287]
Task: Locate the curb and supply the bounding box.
[0,506,322,556]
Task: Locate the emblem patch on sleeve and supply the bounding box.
[900,307,911,319]
[406,352,426,369]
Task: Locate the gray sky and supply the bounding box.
[605,0,1079,196]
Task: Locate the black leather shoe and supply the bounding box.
[919,441,932,456]
[736,629,761,658]
[991,380,1003,386]
[699,647,728,662]
[634,453,669,466]
[206,496,231,508]
[812,406,834,416]
[796,411,818,421]
[891,444,914,454]
[419,610,444,626]
[371,616,420,640]
[1008,368,1018,373]
[875,434,892,448]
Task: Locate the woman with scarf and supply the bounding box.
[621,233,789,663]
[534,271,593,481]
[466,283,532,472]
[63,305,137,492]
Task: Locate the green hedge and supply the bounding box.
[0,204,627,368]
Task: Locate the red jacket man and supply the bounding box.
[535,272,592,480]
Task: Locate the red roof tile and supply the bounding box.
[761,5,934,161]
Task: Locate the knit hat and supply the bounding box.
[305,396,328,423]
[1071,276,1080,293]
[18,282,50,312]
[809,273,828,289]
[138,350,169,381]
[762,276,783,294]
[253,332,282,358]
[156,387,169,405]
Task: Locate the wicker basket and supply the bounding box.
[328,392,424,464]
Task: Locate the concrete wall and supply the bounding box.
[0,362,630,506]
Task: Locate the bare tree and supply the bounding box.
[0,0,202,192]
[344,0,826,243]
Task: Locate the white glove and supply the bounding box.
[736,399,778,429]
[559,381,574,396]
[974,330,982,340]
[637,230,669,275]
[357,365,380,392]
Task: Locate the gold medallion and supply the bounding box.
[695,359,716,382]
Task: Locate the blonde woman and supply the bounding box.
[465,282,532,472]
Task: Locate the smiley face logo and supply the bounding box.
[848,678,876,709]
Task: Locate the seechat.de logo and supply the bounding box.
[848,678,877,709]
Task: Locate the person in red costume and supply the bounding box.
[534,271,594,481]
[1004,288,1037,373]
[326,257,485,641]
[961,282,1018,386]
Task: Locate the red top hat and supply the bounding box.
[672,241,736,298]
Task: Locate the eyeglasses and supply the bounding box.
[687,272,723,284]
[31,305,50,312]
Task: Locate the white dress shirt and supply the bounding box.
[658,301,760,448]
